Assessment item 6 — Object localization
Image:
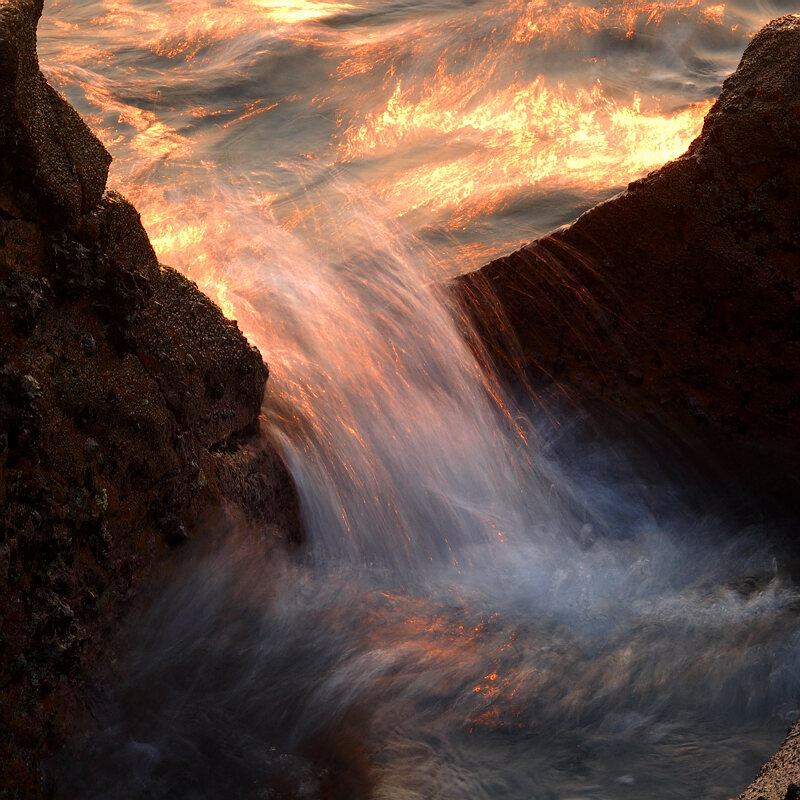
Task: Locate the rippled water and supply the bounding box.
[40,2,800,798]
[40,0,791,275]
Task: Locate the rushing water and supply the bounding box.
[40,1,800,798]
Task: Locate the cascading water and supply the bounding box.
[42,1,800,798]
[56,177,800,799]
[245,189,542,572]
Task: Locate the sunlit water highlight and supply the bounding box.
[41,0,792,271]
[41,1,800,798]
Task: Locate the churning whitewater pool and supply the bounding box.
[59,405,800,799]
[41,1,800,797]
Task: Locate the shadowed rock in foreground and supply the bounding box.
[455,15,800,508]
[455,14,800,799]
[0,0,300,794]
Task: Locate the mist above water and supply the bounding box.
[60,391,800,799]
[42,1,800,798]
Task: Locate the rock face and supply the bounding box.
[737,718,800,800]
[454,15,800,501]
[0,0,110,225]
[0,0,300,794]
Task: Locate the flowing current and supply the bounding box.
[41,2,800,798]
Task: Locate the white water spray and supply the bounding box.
[58,173,800,800]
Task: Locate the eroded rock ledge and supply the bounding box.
[0,0,300,794]
[455,15,800,508]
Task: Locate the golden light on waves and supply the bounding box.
[509,0,726,43]
[337,74,710,228]
[38,0,754,281]
[248,0,356,24]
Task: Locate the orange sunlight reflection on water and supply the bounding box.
[38,0,763,295]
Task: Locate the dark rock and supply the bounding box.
[0,269,50,333]
[0,1,301,795]
[0,0,110,226]
[159,515,190,548]
[627,369,644,387]
[454,14,800,506]
[787,785,800,800]
[133,265,268,447]
[82,437,99,460]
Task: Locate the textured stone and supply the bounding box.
[0,1,300,795]
[0,0,111,226]
[134,264,269,447]
[454,15,800,491]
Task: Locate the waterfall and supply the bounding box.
[255,190,540,572]
[55,175,800,800]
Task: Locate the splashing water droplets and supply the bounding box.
[168,179,535,571]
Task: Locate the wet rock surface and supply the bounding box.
[739,723,800,800]
[0,0,110,226]
[454,15,800,510]
[0,0,300,795]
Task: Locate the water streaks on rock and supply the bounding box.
[455,14,800,508]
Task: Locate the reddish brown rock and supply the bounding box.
[454,15,800,501]
[0,1,300,795]
[0,0,111,225]
[737,719,800,800]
